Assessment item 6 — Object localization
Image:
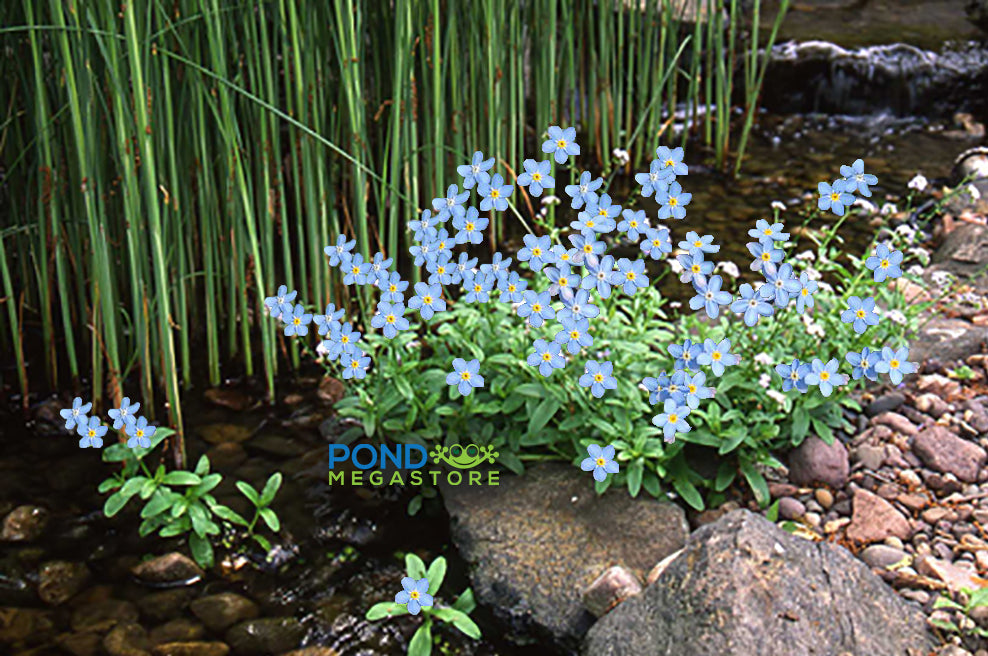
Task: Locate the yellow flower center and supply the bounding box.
[532,303,542,312]
[389,284,397,292]
[694,240,703,247]
[490,189,500,199]
[881,259,889,268]
[820,371,830,381]
[761,252,771,261]
[423,296,433,305]
[594,373,604,383]
[665,158,674,167]
[668,413,678,423]
[595,457,606,467]
[436,266,446,275]
[542,352,553,362]
[351,266,360,275]
[801,288,808,296]
[88,429,96,437]
[583,244,594,254]
[712,352,722,361]
[597,209,608,217]
[386,314,396,324]
[586,219,596,228]
[136,429,144,437]
[763,229,773,236]
[688,384,697,393]
[626,271,636,280]
[668,197,678,207]
[856,310,865,319]
[461,371,471,380]
[351,360,359,369]
[830,192,840,202]
[890,359,900,368]
[532,247,542,257]
[293,317,301,325]
[532,173,542,182]
[652,239,661,247]
[341,335,350,344]
[570,330,580,339]
[474,285,482,293]
[557,139,567,148]
[508,284,517,292]
[691,264,700,273]
[560,253,571,261]
[465,223,475,231]
[410,590,420,600]
[559,277,570,287]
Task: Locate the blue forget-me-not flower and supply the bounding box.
[108,397,141,430]
[564,171,603,210]
[462,271,494,303]
[656,146,688,177]
[689,274,733,319]
[696,338,740,377]
[426,255,455,286]
[343,253,372,286]
[555,317,593,355]
[749,219,790,245]
[763,263,802,308]
[580,361,617,398]
[124,415,156,449]
[846,347,882,382]
[377,272,408,303]
[680,231,720,255]
[264,285,298,320]
[580,443,619,481]
[517,159,555,197]
[804,358,847,397]
[341,350,371,380]
[542,125,581,164]
[668,338,702,371]
[457,151,495,189]
[676,250,714,286]
[283,303,313,337]
[795,272,818,314]
[478,173,513,212]
[395,577,434,615]
[841,296,879,334]
[747,240,783,274]
[518,290,556,328]
[60,396,92,431]
[557,288,600,322]
[731,283,775,327]
[371,302,409,339]
[77,416,107,448]
[544,263,577,297]
[640,227,672,260]
[408,283,446,320]
[408,210,439,243]
[818,179,855,216]
[775,358,811,393]
[582,254,619,299]
[656,182,691,220]
[498,271,529,304]
[636,159,674,198]
[433,183,470,222]
[569,231,606,267]
[324,235,356,269]
[453,207,488,245]
[840,158,877,197]
[528,338,566,377]
[447,358,485,396]
[652,399,692,443]
[324,322,362,361]
[518,234,555,271]
[614,258,649,296]
[874,346,917,385]
[865,242,903,283]
[618,209,648,241]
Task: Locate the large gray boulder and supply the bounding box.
[441,463,689,649]
[582,510,935,656]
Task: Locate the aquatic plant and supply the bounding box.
[367,553,481,656]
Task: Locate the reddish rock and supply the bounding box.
[911,425,987,483]
[582,566,642,617]
[787,437,849,489]
[846,489,912,544]
[871,412,918,436]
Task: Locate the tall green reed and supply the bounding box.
[0,0,787,460]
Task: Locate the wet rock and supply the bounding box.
[204,388,252,412]
[787,436,849,488]
[152,642,231,656]
[442,463,689,648]
[246,435,307,458]
[582,566,642,618]
[131,553,204,586]
[0,505,48,542]
[846,489,913,544]
[865,393,905,417]
[860,545,910,570]
[56,630,103,656]
[136,589,195,623]
[279,649,340,656]
[205,443,248,473]
[148,619,206,646]
[777,497,806,520]
[71,599,140,633]
[197,424,251,445]
[912,425,987,483]
[38,561,90,605]
[189,593,259,633]
[226,618,304,655]
[0,607,55,645]
[104,622,151,656]
[582,510,936,655]
[0,556,37,606]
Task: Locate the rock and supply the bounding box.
[860,545,910,570]
[197,424,251,445]
[278,649,340,656]
[922,507,957,524]
[246,435,307,458]
[814,488,834,510]
[136,589,195,623]
[915,394,950,418]
[582,566,642,618]
[0,607,55,645]
[0,506,48,542]
[767,482,799,498]
[909,317,988,366]
[149,619,206,646]
[645,549,684,587]
[777,497,806,520]
[925,471,965,495]
[846,489,913,544]
[131,553,204,586]
[963,400,988,433]
[57,630,103,656]
[152,642,231,656]
[442,463,689,648]
[581,510,936,656]
[871,412,918,436]
[912,425,987,483]
[865,393,905,417]
[104,622,151,656]
[38,561,90,605]
[853,444,886,470]
[917,374,962,399]
[898,493,929,512]
[205,443,248,473]
[204,388,252,412]
[916,555,988,594]
[71,599,140,633]
[787,436,849,488]
[225,618,304,656]
[189,593,259,633]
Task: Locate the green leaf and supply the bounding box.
[739,458,770,508]
[98,477,123,494]
[120,476,149,498]
[626,460,643,498]
[208,502,248,526]
[431,607,482,640]
[159,519,190,538]
[928,618,959,633]
[188,532,214,569]
[236,481,261,506]
[194,455,210,476]
[811,418,834,444]
[140,490,174,519]
[792,406,810,442]
[765,499,780,522]
[408,623,432,656]
[425,557,447,596]
[196,473,223,496]
[366,602,409,621]
[188,503,210,537]
[672,477,704,511]
[497,451,524,475]
[104,491,132,518]
[163,471,202,486]
[717,427,747,455]
[252,534,272,552]
[933,595,966,611]
[527,398,560,436]
[513,383,546,398]
[967,587,988,608]
[407,495,423,516]
[260,473,282,507]
[641,470,662,498]
[452,588,476,614]
[405,553,427,580]
[259,508,281,532]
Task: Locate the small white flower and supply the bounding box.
[758,373,771,389]
[886,309,907,325]
[816,281,834,294]
[804,266,822,281]
[771,200,787,212]
[969,185,982,201]
[794,250,816,262]
[807,322,826,338]
[908,174,928,192]
[669,301,682,309]
[754,352,774,366]
[880,203,898,215]
[541,195,561,206]
[852,197,877,213]
[906,264,925,276]
[930,270,954,289]
[315,341,330,356]
[907,246,930,265]
[766,389,788,407]
[894,224,916,239]
[715,261,741,278]
[612,148,630,166]
[669,258,685,274]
